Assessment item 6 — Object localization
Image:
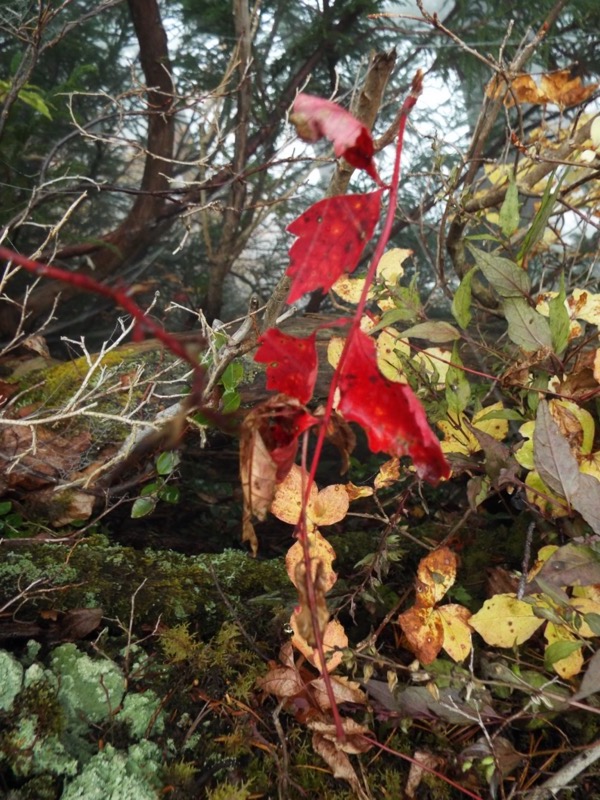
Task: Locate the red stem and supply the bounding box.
[296,71,424,741]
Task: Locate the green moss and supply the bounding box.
[0,536,291,634]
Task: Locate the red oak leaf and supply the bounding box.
[337,330,450,484]
[255,328,318,404]
[290,93,381,183]
[286,191,382,304]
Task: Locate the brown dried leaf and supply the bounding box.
[406,750,445,799]
[291,617,348,673]
[397,605,444,664]
[540,69,598,108]
[285,531,337,592]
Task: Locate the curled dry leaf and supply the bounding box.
[291,616,348,673]
[239,397,317,554]
[292,558,331,645]
[285,530,337,592]
[290,92,381,183]
[272,463,349,531]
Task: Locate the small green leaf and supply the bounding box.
[221,388,241,413]
[445,343,471,416]
[544,639,584,670]
[0,501,12,516]
[158,486,180,504]
[583,613,600,636]
[140,482,158,497]
[499,173,520,237]
[503,297,552,351]
[451,267,476,329]
[476,408,525,422]
[467,244,530,297]
[131,497,156,518]
[548,274,570,356]
[518,170,565,265]
[156,451,180,476]
[399,320,460,342]
[221,361,244,391]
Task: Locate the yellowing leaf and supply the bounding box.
[544,623,584,678]
[413,347,451,387]
[374,457,400,490]
[571,288,600,326]
[344,482,374,500]
[438,604,472,662]
[416,547,458,607]
[524,470,570,518]
[331,247,411,306]
[286,530,337,593]
[272,464,349,530]
[376,329,409,382]
[469,594,544,646]
[398,605,444,664]
[291,616,348,673]
[549,398,595,454]
[438,402,508,455]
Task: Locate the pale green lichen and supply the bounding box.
[115,691,164,739]
[0,650,23,711]
[61,742,162,800]
[51,644,127,727]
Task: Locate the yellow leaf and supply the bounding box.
[331,247,412,306]
[569,598,600,638]
[438,402,508,456]
[272,464,349,529]
[571,288,600,326]
[285,530,337,593]
[416,547,458,607]
[438,604,472,662]
[544,623,584,678]
[580,452,600,481]
[376,329,409,382]
[413,347,451,387]
[524,470,570,518]
[397,605,444,664]
[291,616,347,673]
[344,482,374,500]
[469,594,544,646]
[374,457,400,490]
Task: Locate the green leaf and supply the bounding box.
[158,486,180,504]
[156,451,180,476]
[544,639,584,670]
[583,613,600,636]
[467,244,530,297]
[221,361,244,391]
[140,482,158,497]
[451,267,476,329]
[499,173,520,237]
[221,388,241,413]
[517,169,565,265]
[548,274,570,356]
[475,408,525,422]
[131,497,156,518]
[445,343,471,416]
[503,297,552,351]
[0,501,12,516]
[399,320,460,342]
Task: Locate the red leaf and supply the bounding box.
[255,328,318,404]
[337,330,450,484]
[286,191,382,304]
[290,93,381,183]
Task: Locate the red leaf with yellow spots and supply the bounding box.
[286,191,382,304]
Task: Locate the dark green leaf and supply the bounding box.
[503,297,552,351]
[548,275,570,356]
[467,244,530,297]
[400,320,460,342]
[499,174,520,237]
[0,501,12,515]
[517,170,565,265]
[451,266,476,329]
